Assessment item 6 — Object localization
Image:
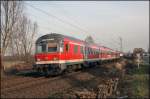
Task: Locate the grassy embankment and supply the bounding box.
[125,62,149,98]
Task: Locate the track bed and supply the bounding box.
[1,60,125,98]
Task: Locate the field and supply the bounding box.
[1,58,149,98]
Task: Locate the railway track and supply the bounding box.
[1,70,83,94]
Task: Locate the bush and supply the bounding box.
[4,66,19,75]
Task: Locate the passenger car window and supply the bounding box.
[88,48,90,54]
[80,46,84,54]
[74,45,78,53]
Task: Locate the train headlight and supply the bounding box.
[53,57,58,61]
[37,58,41,61]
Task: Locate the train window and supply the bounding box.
[36,45,42,53]
[42,44,46,52]
[74,45,78,53]
[93,49,94,54]
[89,48,91,54]
[80,46,82,53]
[65,44,69,52]
[90,48,92,54]
[92,49,94,54]
[97,50,99,54]
[88,48,90,54]
[82,47,84,54]
[48,43,57,52]
[85,47,88,55]
[90,48,91,54]
[89,48,92,54]
[80,46,84,54]
[36,44,46,53]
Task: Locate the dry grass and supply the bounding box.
[3,61,24,69]
[124,63,149,98]
[2,60,32,75]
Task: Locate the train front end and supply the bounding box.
[33,34,65,76]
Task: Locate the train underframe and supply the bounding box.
[33,58,120,77]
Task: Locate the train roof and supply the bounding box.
[36,33,121,53]
[36,33,84,44]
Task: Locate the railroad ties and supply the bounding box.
[75,78,119,98]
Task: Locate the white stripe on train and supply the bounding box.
[35,57,118,64]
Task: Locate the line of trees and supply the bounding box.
[85,36,95,44]
[1,1,38,69]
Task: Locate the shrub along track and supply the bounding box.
[1,60,126,98]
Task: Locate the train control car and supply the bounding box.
[33,33,121,76]
[34,33,86,75]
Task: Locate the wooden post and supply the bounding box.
[137,53,141,69]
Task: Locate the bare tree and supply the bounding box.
[1,1,24,71]
[19,15,38,63]
[1,1,38,72]
[1,1,23,57]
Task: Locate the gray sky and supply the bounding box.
[25,1,149,52]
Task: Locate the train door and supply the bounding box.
[64,42,70,61]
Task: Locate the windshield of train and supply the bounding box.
[36,43,58,53]
[36,44,46,53]
[47,43,57,52]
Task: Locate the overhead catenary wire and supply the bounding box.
[95,37,120,48]
[26,3,90,39]
[47,3,91,34]
[25,2,91,35]
[26,11,63,33]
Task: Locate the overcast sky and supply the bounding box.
[25,1,149,52]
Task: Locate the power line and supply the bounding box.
[95,37,120,48]
[26,3,91,38]
[119,37,123,52]
[25,2,100,7]
[26,12,63,33]
[48,4,90,33]
[25,3,90,35]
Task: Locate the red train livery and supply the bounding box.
[33,33,121,76]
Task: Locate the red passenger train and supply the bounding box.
[33,33,121,76]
